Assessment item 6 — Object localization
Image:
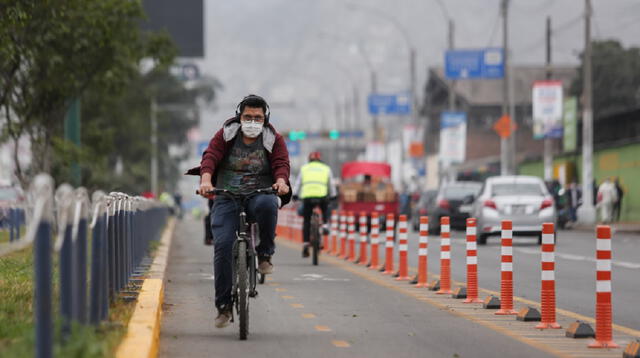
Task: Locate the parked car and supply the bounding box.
[428,181,482,234]
[411,190,437,231]
[472,175,557,245]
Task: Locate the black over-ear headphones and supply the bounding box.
[235,94,270,122]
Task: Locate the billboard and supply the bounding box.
[532,81,564,139]
[140,0,204,57]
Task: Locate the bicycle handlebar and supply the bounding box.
[196,187,278,197]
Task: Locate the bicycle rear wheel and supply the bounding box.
[311,213,320,266]
[236,241,249,340]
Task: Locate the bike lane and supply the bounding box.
[159,217,555,358]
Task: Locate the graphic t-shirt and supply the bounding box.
[216,135,272,194]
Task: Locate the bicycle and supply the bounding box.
[199,187,277,340]
[303,198,330,266]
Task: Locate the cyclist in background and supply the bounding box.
[194,94,291,328]
[293,151,336,257]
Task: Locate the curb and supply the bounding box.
[115,217,176,358]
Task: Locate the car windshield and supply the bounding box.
[442,185,481,200]
[491,183,543,196]
[0,188,18,201]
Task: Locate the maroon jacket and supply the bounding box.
[187,117,292,205]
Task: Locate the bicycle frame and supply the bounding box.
[200,187,276,339]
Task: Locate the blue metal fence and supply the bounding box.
[3,174,170,358]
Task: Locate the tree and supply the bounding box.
[0,0,175,187]
[50,69,221,194]
[570,40,640,119]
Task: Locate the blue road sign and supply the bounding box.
[368,93,411,115]
[286,140,301,157]
[445,48,504,79]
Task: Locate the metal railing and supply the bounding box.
[3,174,170,358]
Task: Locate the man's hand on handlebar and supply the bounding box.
[272,178,289,196]
[199,173,215,198]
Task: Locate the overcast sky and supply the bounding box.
[192,0,640,136]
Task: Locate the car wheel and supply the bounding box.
[478,234,488,245]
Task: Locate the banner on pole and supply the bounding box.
[532,81,564,139]
[563,97,578,152]
[439,112,467,167]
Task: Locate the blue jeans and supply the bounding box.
[210,194,278,308]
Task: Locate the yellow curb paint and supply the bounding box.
[332,340,351,348]
[281,295,295,299]
[290,303,304,308]
[315,325,332,332]
[275,287,287,292]
[116,218,176,358]
[301,313,316,319]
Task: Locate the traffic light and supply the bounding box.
[288,131,307,141]
[329,130,340,140]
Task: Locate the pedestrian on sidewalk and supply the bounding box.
[613,178,624,222]
[597,178,618,224]
[566,181,581,224]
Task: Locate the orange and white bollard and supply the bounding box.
[329,210,338,255]
[588,226,619,348]
[415,216,429,287]
[369,212,380,270]
[382,214,395,275]
[339,211,347,258]
[395,215,411,280]
[536,223,561,329]
[437,217,453,294]
[496,220,517,315]
[347,212,356,262]
[358,212,368,265]
[464,218,483,303]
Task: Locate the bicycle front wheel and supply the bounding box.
[237,241,249,340]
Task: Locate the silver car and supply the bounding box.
[472,176,556,245]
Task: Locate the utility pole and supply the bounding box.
[578,0,596,224]
[500,0,511,175]
[448,19,456,111]
[543,16,553,181]
[410,47,417,124]
[150,98,158,196]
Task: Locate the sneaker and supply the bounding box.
[258,255,274,274]
[302,244,310,258]
[214,305,232,328]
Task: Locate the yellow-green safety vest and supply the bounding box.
[300,161,331,199]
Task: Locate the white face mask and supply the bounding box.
[241,121,263,138]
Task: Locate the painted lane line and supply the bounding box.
[515,247,640,270]
[281,295,295,299]
[315,325,332,332]
[332,340,351,348]
[290,303,304,308]
[301,313,317,319]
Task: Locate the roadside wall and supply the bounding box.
[519,142,640,222]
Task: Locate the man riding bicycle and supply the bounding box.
[293,151,336,257]
[196,94,291,328]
